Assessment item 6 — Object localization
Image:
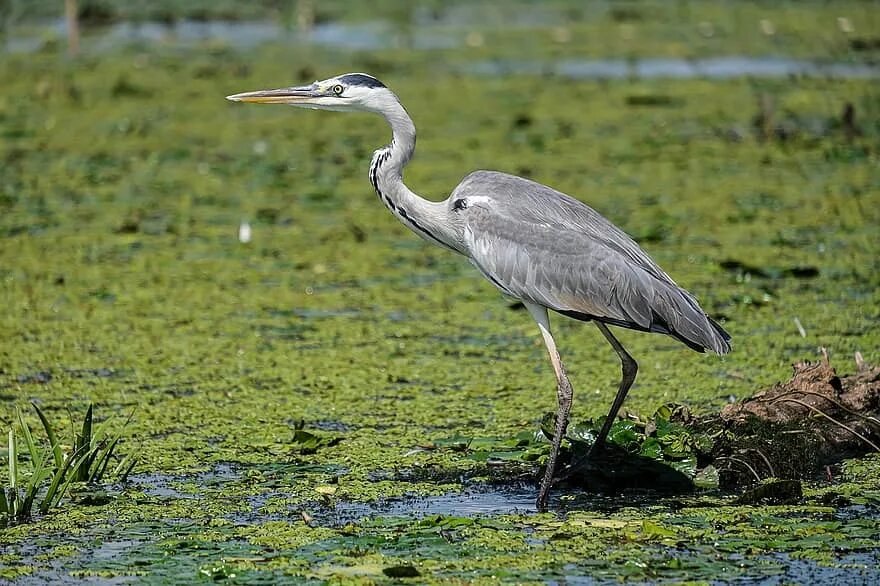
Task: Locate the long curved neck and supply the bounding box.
[369,99,456,252]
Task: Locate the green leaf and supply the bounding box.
[90,437,120,483]
[79,404,93,451]
[567,421,599,444]
[668,455,698,478]
[20,449,54,521]
[8,430,16,490]
[642,520,677,538]
[639,437,663,460]
[113,453,138,481]
[32,403,63,469]
[433,435,471,450]
[16,408,41,469]
[692,432,714,454]
[291,429,321,451]
[608,420,640,450]
[198,564,236,580]
[45,444,88,513]
[654,417,683,440]
[290,429,340,454]
[654,404,674,421]
[74,405,95,482]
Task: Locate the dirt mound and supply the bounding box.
[710,349,879,485]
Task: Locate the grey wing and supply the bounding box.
[456,172,731,354]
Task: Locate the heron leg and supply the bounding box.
[590,322,638,454]
[524,302,574,512]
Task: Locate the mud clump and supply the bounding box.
[708,349,880,486]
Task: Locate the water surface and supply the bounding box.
[6,19,878,79]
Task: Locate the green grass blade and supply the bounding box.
[74,405,94,482]
[78,450,97,483]
[19,455,48,521]
[40,451,76,515]
[78,404,93,450]
[46,440,90,513]
[113,453,138,482]
[16,408,41,469]
[49,445,91,511]
[32,403,63,469]
[83,404,93,442]
[8,430,16,490]
[91,416,115,447]
[90,437,120,483]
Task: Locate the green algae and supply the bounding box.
[2,1,880,583]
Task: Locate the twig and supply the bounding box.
[771,397,879,452]
[716,456,762,482]
[743,448,776,477]
[65,0,79,56]
[782,389,880,430]
[748,387,880,431]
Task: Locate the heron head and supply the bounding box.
[226,73,393,113]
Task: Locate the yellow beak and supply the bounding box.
[226,84,318,104]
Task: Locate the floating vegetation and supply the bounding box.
[289,420,343,455]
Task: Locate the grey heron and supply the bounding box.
[227,73,731,511]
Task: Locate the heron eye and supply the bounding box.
[332,84,344,95]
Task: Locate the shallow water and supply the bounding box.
[327,485,540,523]
[4,18,455,54]
[6,18,879,80]
[11,464,880,584]
[471,56,880,79]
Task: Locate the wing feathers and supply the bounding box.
[460,184,731,355]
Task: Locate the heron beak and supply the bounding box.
[226,84,320,104]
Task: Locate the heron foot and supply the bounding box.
[552,437,607,485]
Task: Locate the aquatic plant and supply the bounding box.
[2,407,80,525]
[68,404,138,484]
[1,404,136,526]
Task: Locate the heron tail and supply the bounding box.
[557,281,732,355]
[651,285,732,355]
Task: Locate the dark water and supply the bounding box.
[322,484,540,525]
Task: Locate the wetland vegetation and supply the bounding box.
[1,0,879,583]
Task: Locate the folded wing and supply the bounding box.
[456,171,731,355]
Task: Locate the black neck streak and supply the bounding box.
[369,143,448,249]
